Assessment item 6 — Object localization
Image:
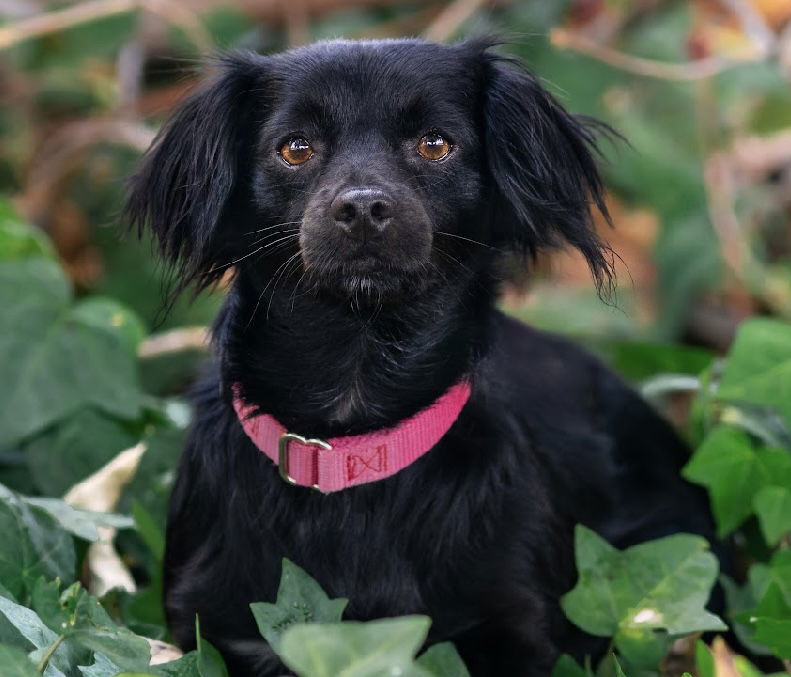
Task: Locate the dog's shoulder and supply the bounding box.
[485,310,605,412]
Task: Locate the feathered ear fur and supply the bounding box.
[125,52,266,292]
[482,50,615,293]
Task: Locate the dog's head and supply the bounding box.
[126,39,613,306]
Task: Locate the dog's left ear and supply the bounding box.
[482,52,614,291]
[125,52,266,291]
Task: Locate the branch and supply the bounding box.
[0,0,135,50]
[0,0,211,52]
[550,27,757,81]
[138,326,211,358]
[423,0,488,43]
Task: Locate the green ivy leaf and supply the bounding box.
[71,297,147,353]
[767,551,791,606]
[22,407,140,496]
[683,427,791,537]
[694,640,714,677]
[0,643,41,677]
[717,318,791,430]
[250,558,348,652]
[67,589,151,670]
[78,652,124,676]
[0,257,144,448]
[132,501,165,563]
[415,642,470,676]
[753,486,791,546]
[0,594,87,675]
[0,485,75,599]
[552,654,590,677]
[0,208,55,263]
[561,526,725,649]
[195,616,229,677]
[25,497,133,543]
[739,583,791,658]
[30,578,71,634]
[279,616,431,677]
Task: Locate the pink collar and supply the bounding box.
[233,381,471,493]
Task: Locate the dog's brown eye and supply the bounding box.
[417,133,452,161]
[279,138,314,166]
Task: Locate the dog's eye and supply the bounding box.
[417,133,452,161]
[279,138,314,166]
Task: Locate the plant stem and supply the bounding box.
[36,634,65,673]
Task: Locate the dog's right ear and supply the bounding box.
[125,52,265,289]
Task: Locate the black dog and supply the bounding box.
[127,38,715,676]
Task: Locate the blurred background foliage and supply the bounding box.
[1,0,790,350]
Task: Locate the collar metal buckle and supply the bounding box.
[278,433,332,490]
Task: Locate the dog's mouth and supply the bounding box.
[303,256,430,305]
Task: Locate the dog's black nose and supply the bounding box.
[331,188,393,242]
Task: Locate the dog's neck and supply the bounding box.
[219,270,494,437]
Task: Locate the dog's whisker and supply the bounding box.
[436,231,498,250]
[433,246,473,276]
[247,229,300,247]
[243,221,303,236]
[261,233,300,249]
[266,252,302,320]
[208,246,265,275]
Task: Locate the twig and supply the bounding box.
[0,0,135,50]
[423,0,488,43]
[730,130,791,178]
[138,326,210,358]
[282,0,309,47]
[18,118,156,224]
[0,0,212,52]
[720,0,776,59]
[144,0,212,53]
[550,27,758,81]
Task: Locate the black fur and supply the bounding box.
[126,38,715,676]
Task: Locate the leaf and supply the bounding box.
[738,583,791,658]
[0,207,55,262]
[25,497,134,543]
[721,566,774,655]
[0,643,41,677]
[683,427,791,536]
[717,318,791,430]
[250,558,348,652]
[196,616,229,677]
[552,654,589,677]
[71,297,147,353]
[79,652,124,677]
[561,526,725,644]
[132,500,165,563]
[23,408,139,496]
[612,625,670,669]
[416,642,470,676]
[0,595,86,675]
[68,589,151,670]
[279,616,431,677]
[30,578,70,634]
[0,485,75,599]
[753,486,791,546]
[0,257,143,448]
[23,580,151,672]
[752,618,791,658]
[695,640,714,677]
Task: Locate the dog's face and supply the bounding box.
[127,39,612,306]
[255,41,485,300]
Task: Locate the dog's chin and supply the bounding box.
[307,262,431,307]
